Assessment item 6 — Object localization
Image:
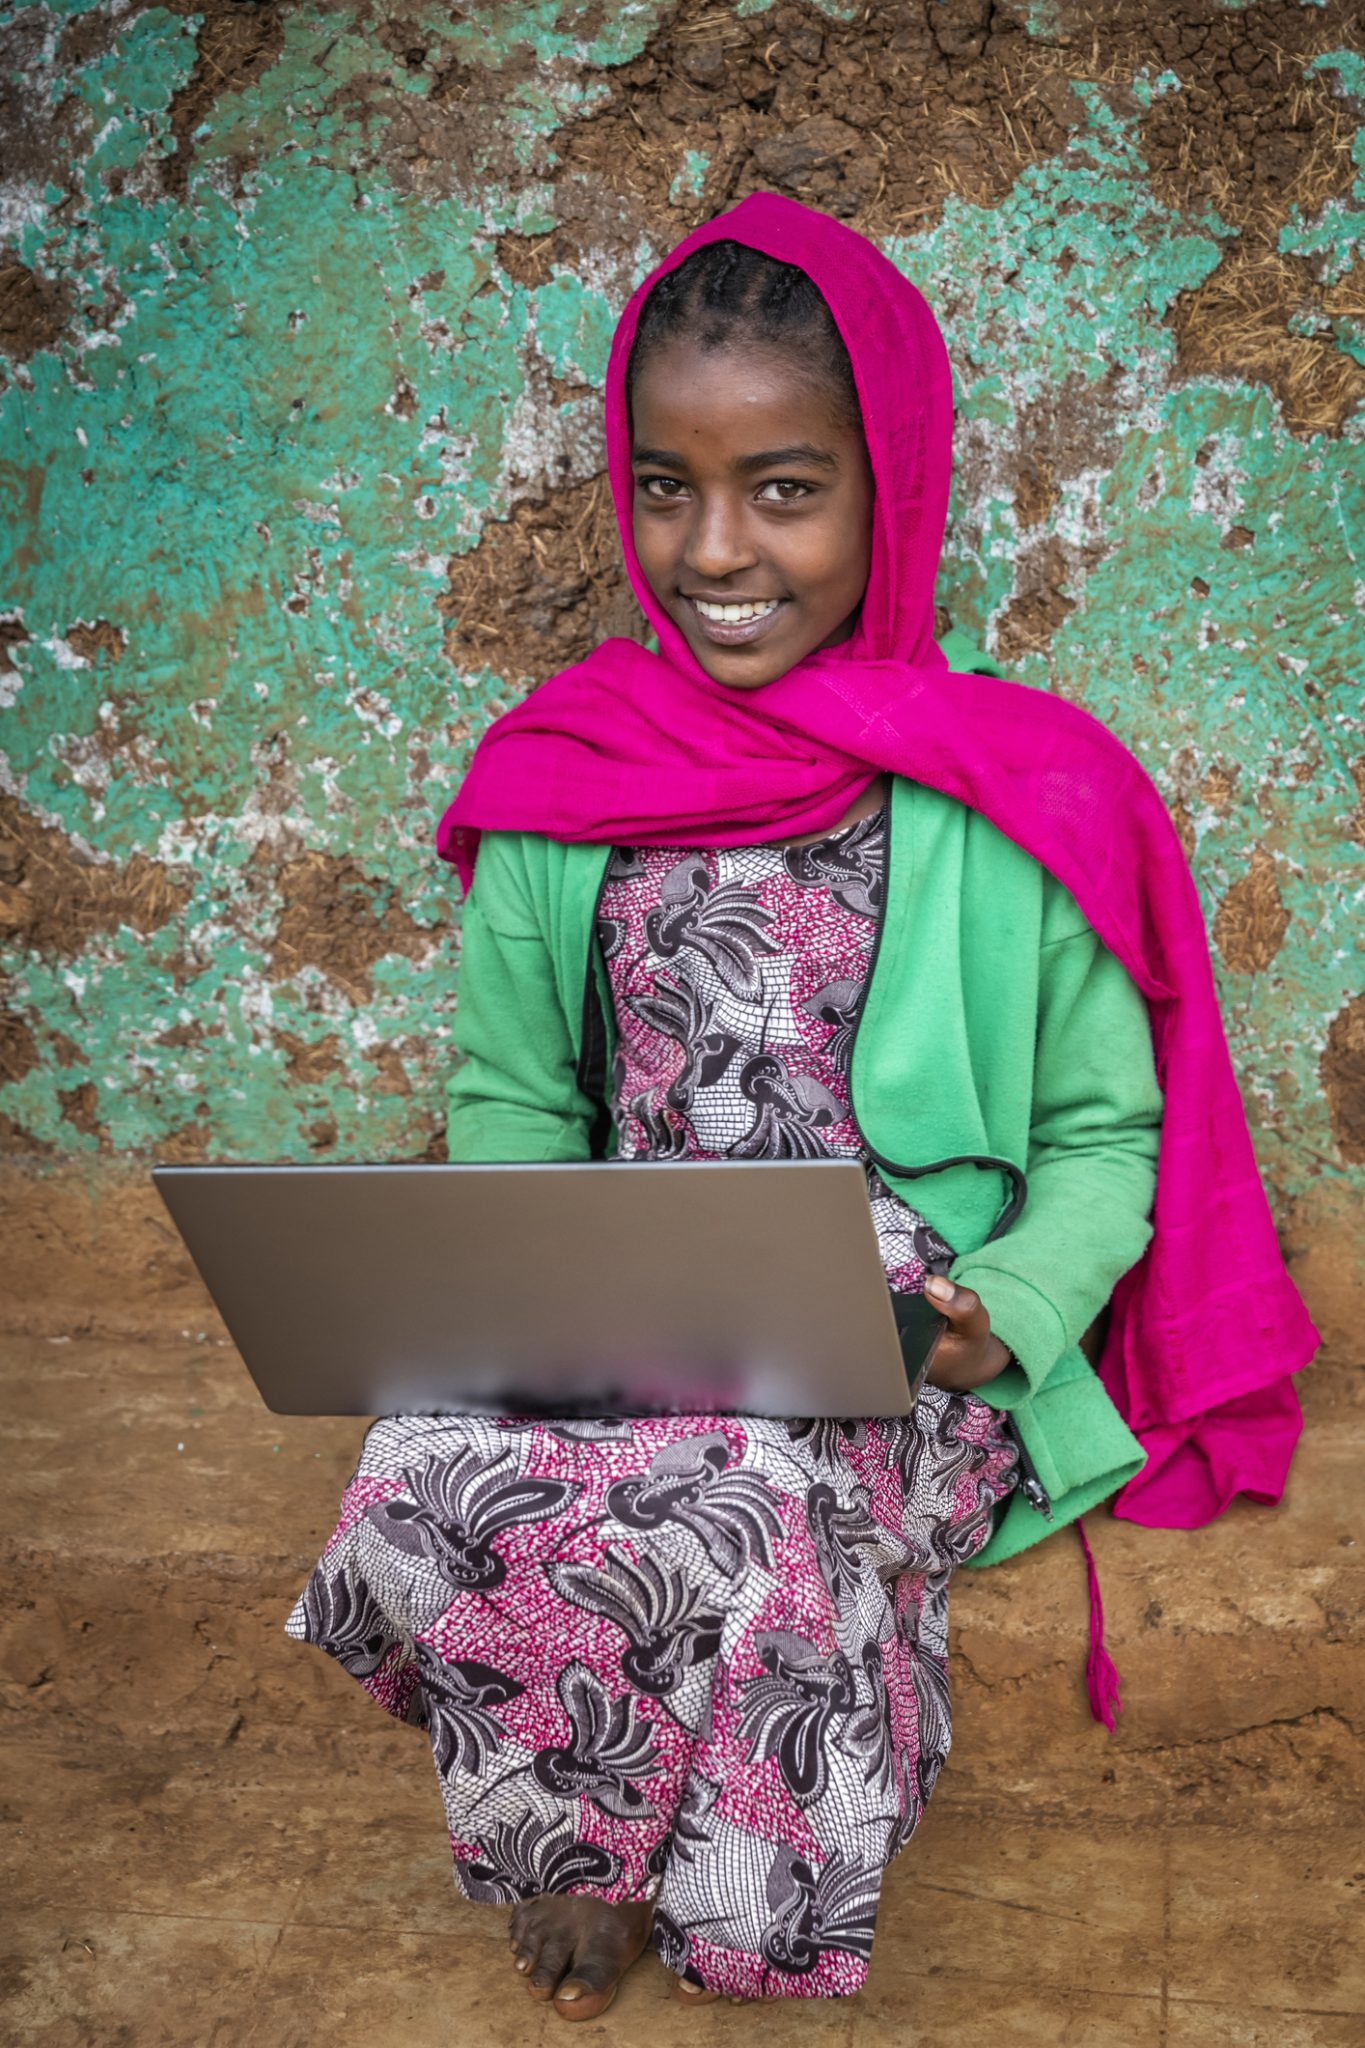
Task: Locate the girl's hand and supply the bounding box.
[921,1274,1013,1392]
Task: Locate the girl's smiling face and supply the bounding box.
[630,338,874,690]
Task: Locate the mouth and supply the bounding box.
[682,594,787,647]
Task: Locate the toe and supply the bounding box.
[528,1936,574,1999]
[671,1972,749,2005]
[672,1975,722,2003]
[513,1927,555,1990]
[554,1942,628,2020]
[553,1973,618,2021]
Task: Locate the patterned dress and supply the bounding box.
[285,809,1019,2000]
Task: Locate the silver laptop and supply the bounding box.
[152,1159,927,1420]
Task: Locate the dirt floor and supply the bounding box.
[2,1260,1362,2046]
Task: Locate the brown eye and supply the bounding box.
[756,479,813,503]
[637,475,687,500]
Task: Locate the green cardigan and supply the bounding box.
[445,661,1163,1567]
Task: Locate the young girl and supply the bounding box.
[286,196,1314,2017]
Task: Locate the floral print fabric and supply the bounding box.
[285,813,1018,1999]
[598,814,954,1287]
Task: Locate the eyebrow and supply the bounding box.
[630,441,840,473]
[735,442,840,474]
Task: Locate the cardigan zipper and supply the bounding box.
[999,1413,1053,1518]
[843,804,1047,1517]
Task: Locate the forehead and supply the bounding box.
[630,336,856,451]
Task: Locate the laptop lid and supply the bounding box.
[152,1159,916,1421]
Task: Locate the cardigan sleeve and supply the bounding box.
[444,833,598,1164]
[948,886,1164,1404]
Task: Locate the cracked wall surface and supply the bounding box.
[1,0,1363,1326]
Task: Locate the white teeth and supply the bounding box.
[693,598,779,623]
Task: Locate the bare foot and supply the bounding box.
[670,1975,750,2005]
[509,1894,653,2020]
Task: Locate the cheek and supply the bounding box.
[634,528,679,606]
[631,511,674,592]
[796,511,870,605]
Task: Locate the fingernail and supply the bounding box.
[925,1275,953,1302]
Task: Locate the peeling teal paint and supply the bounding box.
[894,78,1231,410]
[1,0,1362,1226]
[1305,47,1365,95]
[411,0,674,73]
[531,270,618,384]
[1129,69,1182,108]
[1020,1,1066,39]
[669,149,709,208]
[903,74,1365,1204]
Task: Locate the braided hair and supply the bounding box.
[626,239,860,430]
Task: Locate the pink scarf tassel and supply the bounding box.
[1077,1519,1123,1731]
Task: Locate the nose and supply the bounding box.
[682,491,758,583]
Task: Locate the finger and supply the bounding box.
[923,1275,991,1337]
[925,1343,980,1392]
[926,1329,1012,1392]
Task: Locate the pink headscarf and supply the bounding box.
[438,194,1315,1529]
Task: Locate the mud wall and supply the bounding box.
[1,0,1363,1332]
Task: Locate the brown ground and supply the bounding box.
[2,1180,1362,2045]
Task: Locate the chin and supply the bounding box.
[684,634,796,692]
[702,660,782,691]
